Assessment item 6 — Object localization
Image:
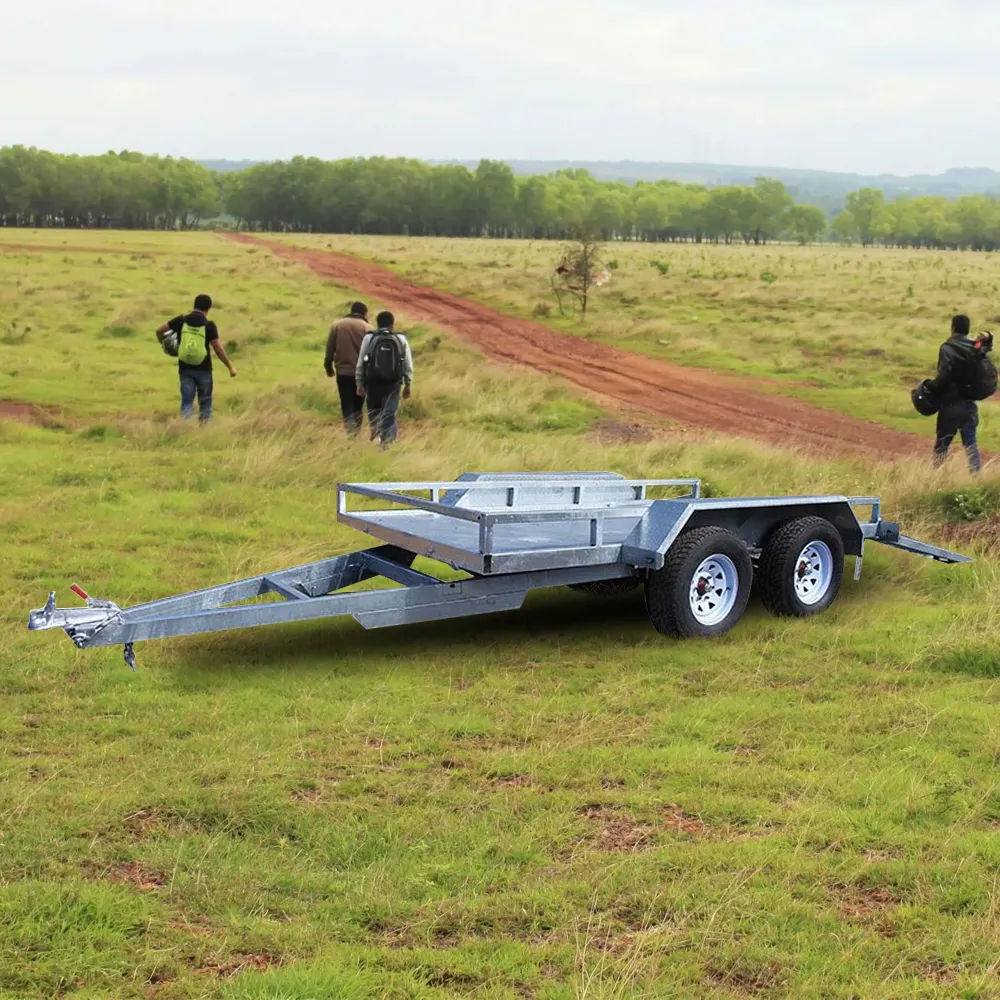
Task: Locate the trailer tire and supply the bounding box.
[759,516,844,618]
[644,527,752,639]
[569,578,641,598]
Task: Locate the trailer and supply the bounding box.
[28,472,972,669]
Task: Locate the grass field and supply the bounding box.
[1,230,1000,999]
[279,235,1000,450]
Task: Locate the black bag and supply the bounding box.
[962,351,997,402]
[911,379,940,417]
[366,332,404,385]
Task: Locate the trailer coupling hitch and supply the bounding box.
[28,585,124,652]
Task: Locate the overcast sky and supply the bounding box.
[4,0,1000,175]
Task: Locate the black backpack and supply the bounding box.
[962,348,997,402]
[366,331,404,385]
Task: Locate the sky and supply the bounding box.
[4,0,1000,175]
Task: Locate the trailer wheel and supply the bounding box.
[644,527,752,639]
[569,578,641,598]
[759,516,844,618]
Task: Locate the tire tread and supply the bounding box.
[759,516,844,618]
[645,526,751,638]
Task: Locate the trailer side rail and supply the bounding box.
[338,478,701,564]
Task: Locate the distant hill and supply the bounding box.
[199,159,1000,212]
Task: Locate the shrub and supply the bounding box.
[650,258,670,275]
[947,486,992,522]
[79,424,123,441]
[100,324,136,339]
[760,271,779,284]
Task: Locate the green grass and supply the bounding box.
[279,234,1000,450]
[1,231,1000,998]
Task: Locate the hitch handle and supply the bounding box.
[70,584,89,601]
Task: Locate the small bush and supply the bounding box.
[607,258,619,270]
[0,324,29,345]
[760,271,779,284]
[79,424,123,441]
[225,340,241,355]
[532,303,551,318]
[101,324,136,339]
[947,486,992,522]
[650,259,670,275]
[699,478,727,498]
[52,471,89,486]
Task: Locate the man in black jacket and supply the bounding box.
[927,314,984,473]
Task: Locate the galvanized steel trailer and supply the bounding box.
[28,472,971,668]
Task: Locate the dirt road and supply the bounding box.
[229,233,929,458]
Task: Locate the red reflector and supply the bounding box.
[70,584,89,601]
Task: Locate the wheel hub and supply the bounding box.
[688,554,739,626]
[793,541,833,606]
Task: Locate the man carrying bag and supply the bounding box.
[356,311,414,447]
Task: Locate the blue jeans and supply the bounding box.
[366,383,401,445]
[180,369,213,424]
[934,401,980,473]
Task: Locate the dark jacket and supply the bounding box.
[927,334,979,406]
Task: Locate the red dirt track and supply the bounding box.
[229,233,929,458]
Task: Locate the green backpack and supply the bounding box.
[177,323,208,366]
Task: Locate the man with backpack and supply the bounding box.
[155,294,236,424]
[355,311,414,446]
[927,314,995,473]
[324,302,372,435]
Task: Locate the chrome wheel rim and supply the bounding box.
[688,554,739,626]
[794,541,833,606]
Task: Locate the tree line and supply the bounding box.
[832,187,1000,250]
[223,158,827,244]
[3,145,1000,249]
[0,147,219,229]
[0,146,823,243]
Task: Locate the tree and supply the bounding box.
[831,210,857,244]
[751,177,793,244]
[844,188,884,246]
[783,204,827,244]
[552,226,607,316]
[474,159,516,236]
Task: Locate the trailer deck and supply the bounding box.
[28,472,973,668]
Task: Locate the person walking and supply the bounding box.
[927,315,993,474]
[324,302,372,434]
[355,311,414,447]
[156,294,236,424]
